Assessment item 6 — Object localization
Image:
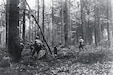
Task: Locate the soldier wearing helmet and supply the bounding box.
[32,36,43,57]
[78,36,84,51]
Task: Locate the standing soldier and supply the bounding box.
[29,41,34,53]
[78,36,84,51]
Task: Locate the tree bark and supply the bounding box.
[37,0,40,36]
[42,0,45,34]
[37,0,39,23]
[61,0,64,45]
[107,0,110,47]
[94,1,98,46]
[52,0,55,46]
[8,0,21,61]
[64,0,68,47]
[6,0,9,48]
[80,0,85,42]
[22,9,26,43]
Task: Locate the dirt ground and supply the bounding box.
[0,46,113,75]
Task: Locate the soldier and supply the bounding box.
[32,36,43,58]
[54,46,58,57]
[19,40,24,59]
[29,41,34,53]
[78,36,84,51]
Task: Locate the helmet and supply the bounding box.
[79,36,82,39]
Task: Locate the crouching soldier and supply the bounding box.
[20,42,24,52]
[19,41,24,59]
[29,42,34,53]
[54,46,58,57]
[32,36,43,58]
[78,36,84,51]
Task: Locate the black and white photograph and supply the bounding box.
[0,0,113,75]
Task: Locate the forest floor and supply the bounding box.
[0,46,113,75]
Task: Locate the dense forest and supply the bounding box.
[0,0,113,74]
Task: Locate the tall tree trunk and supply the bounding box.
[34,11,37,38]
[6,0,9,48]
[37,0,40,36]
[94,1,98,46]
[80,0,85,42]
[31,20,34,41]
[48,23,50,45]
[52,0,54,46]
[37,0,39,23]
[97,3,101,43]
[94,1,101,46]
[94,19,98,46]
[8,0,21,61]
[107,0,110,47]
[68,0,71,45]
[42,0,45,34]
[110,0,113,47]
[61,0,64,46]
[29,18,31,42]
[22,7,26,43]
[64,0,68,47]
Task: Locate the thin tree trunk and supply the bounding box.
[31,20,34,41]
[107,0,110,47]
[64,0,68,47]
[80,0,85,41]
[94,1,100,46]
[48,23,50,45]
[6,0,9,48]
[109,0,113,47]
[42,0,45,34]
[97,3,101,43]
[22,0,26,43]
[35,11,37,38]
[61,0,64,46]
[52,0,54,46]
[37,0,39,23]
[22,9,26,43]
[68,0,71,45]
[94,0,97,46]
[29,18,31,42]
[37,0,40,36]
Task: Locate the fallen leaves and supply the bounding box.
[0,47,113,75]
